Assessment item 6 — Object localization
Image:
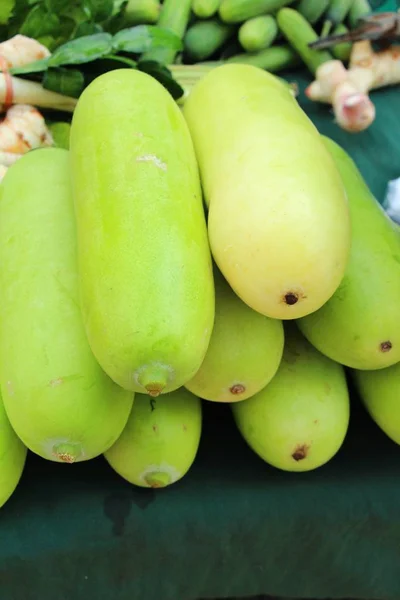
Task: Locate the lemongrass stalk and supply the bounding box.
[0,74,77,112]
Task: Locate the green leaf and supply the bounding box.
[20,4,61,38]
[42,67,85,98]
[10,57,50,76]
[95,53,137,68]
[72,21,103,38]
[0,0,15,25]
[112,25,183,54]
[82,53,137,85]
[44,0,68,13]
[36,35,56,50]
[65,3,89,25]
[138,60,184,100]
[84,0,114,21]
[48,32,113,67]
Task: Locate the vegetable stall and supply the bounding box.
[0,1,400,600]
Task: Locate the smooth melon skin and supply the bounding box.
[352,364,400,445]
[185,268,284,402]
[70,69,214,395]
[298,137,400,370]
[232,325,350,472]
[0,149,133,464]
[183,64,350,320]
[0,392,27,508]
[105,388,202,488]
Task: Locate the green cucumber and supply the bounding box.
[297,0,330,24]
[348,0,371,28]
[219,0,295,23]
[192,0,221,18]
[184,19,234,61]
[0,148,134,463]
[326,0,354,25]
[70,69,215,396]
[0,392,26,508]
[105,388,202,488]
[322,0,354,35]
[238,15,278,52]
[227,44,300,72]
[331,24,352,61]
[124,0,161,25]
[277,8,333,75]
[141,0,191,64]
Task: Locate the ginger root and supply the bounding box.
[0,104,53,166]
[305,40,400,132]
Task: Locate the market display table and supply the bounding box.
[1,61,400,600]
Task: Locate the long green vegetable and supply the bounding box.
[141,0,192,64]
[227,44,300,71]
[184,19,234,62]
[238,16,278,52]
[124,0,161,25]
[277,8,333,76]
[219,0,296,23]
[297,0,330,24]
[321,0,354,36]
[192,0,221,18]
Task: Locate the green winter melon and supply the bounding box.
[70,69,215,396]
[186,268,284,402]
[105,388,202,488]
[0,149,133,464]
[232,325,350,471]
[0,392,26,508]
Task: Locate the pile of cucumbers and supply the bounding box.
[117,0,373,75]
[0,19,398,509]
[177,0,372,74]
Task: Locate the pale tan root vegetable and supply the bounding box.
[306,41,400,132]
[0,35,50,69]
[0,105,53,159]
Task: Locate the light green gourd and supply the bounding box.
[105,388,202,488]
[70,69,215,396]
[232,325,350,472]
[0,149,133,464]
[298,137,400,370]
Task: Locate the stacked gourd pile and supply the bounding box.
[0,44,399,507]
[182,0,365,68]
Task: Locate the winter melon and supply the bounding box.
[232,325,350,471]
[70,69,214,395]
[0,149,133,463]
[0,392,26,508]
[105,388,202,488]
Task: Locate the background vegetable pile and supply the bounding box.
[0,0,399,510]
[0,0,398,139]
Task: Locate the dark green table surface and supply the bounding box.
[1,3,400,598]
